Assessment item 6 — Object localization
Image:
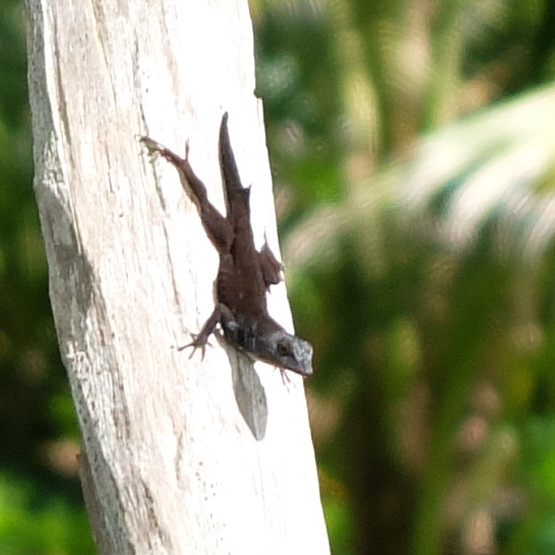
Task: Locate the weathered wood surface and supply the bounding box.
[25,0,329,553]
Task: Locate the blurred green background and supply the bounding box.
[3,0,555,553]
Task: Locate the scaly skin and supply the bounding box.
[141,113,313,377]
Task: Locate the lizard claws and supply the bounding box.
[177,334,210,360]
[275,366,292,386]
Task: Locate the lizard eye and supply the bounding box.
[277,341,291,358]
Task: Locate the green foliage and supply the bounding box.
[0,471,94,555]
[255,1,555,554]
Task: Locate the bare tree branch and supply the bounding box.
[25,0,329,552]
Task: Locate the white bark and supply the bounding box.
[25,0,329,553]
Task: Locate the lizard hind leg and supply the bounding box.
[259,239,283,288]
[141,133,233,254]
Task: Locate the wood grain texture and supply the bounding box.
[25,0,329,553]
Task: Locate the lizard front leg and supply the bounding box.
[177,303,236,359]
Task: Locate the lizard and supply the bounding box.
[141,113,313,377]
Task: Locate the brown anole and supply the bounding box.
[141,113,313,377]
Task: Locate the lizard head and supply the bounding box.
[220,313,314,377]
[257,330,313,377]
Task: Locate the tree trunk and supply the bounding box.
[25,1,329,553]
